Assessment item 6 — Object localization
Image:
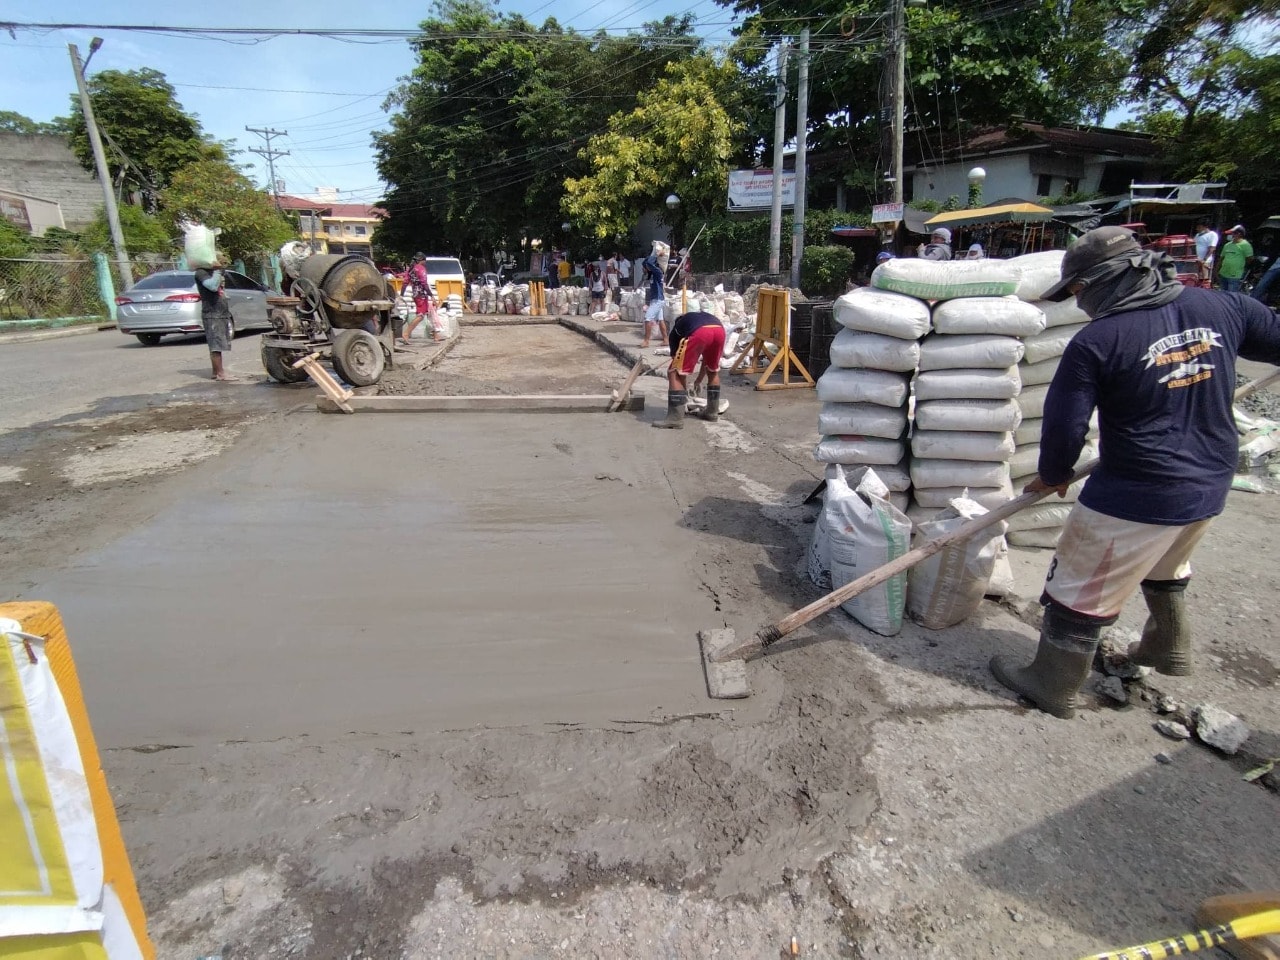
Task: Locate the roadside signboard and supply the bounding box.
[871,202,905,224]
[727,170,796,210]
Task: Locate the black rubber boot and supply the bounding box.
[652,390,687,429]
[1127,578,1193,676]
[700,385,721,421]
[990,601,1108,719]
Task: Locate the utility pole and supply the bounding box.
[69,42,131,290]
[789,27,810,289]
[246,127,290,207]
[768,40,790,277]
[883,0,906,205]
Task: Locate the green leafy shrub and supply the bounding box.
[799,245,855,299]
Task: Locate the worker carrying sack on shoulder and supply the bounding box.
[823,465,912,637]
[906,497,1007,630]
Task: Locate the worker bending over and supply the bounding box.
[653,311,726,429]
[991,226,1280,719]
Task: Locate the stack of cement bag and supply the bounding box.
[1003,251,1098,548]
[814,287,930,512]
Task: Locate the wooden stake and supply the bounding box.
[292,352,354,414]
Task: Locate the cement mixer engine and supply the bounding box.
[260,254,395,387]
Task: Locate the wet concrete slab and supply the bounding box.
[28,411,722,747]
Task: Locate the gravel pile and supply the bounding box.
[1235,373,1280,419]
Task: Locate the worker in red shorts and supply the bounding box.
[653,310,726,429]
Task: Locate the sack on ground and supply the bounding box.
[931,297,1046,337]
[806,506,832,590]
[914,398,1022,433]
[1008,527,1062,549]
[910,429,1016,462]
[830,329,921,371]
[912,477,1013,510]
[1023,322,1089,364]
[824,466,912,636]
[1036,298,1090,329]
[1019,356,1060,386]
[818,402,909,440]
[910,457,1010,490]
[817,366,911,407]
[906,497,1008,629]
[833,288,932,340]
[183,223,218,269]
[815,435,908,466]
[1015,383,1050,419]
[987,538,1016,598]
[1008,250,1066,302]
[871,258,1019,301]
[914,366,1022,402]
[918,333,1025,370]
[826,460,910,492]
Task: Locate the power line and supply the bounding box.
[246,126,290,205]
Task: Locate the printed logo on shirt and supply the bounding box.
[1142,327,1224,389]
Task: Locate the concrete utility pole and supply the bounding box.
[883,0,906,205]
[789,27,810,290]
[246,127,290,208]
[69,42,132,290]
[768,40,790,277]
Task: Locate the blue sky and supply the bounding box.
[2,0,734,205]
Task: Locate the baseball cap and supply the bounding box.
[1041,226,1143,301]
[931,227,952,243]
[1229,224,1246,236]
[876,251,894,262]
[968,243,984,253]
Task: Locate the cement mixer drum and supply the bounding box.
[293,254,389,330]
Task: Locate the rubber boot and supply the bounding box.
[700,385,721,422]
[1127,578,1193,676]
[989,601,1107,719]
[652,390,687,429]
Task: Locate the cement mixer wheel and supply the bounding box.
[261,343,309,384]
[331,329,385,386]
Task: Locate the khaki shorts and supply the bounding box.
[1042,503,1212,618]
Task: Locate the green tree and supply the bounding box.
[0,217,33,257]
[0,111,69,135]
[81,205,175,256]
[562,57,745,239]
[159,160,295,259]
[64,68,226,208]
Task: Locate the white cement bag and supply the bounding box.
[806,506,832,590]
[818,402,909,440]
[910,457,1010,490]
[830,329,921,372]
[915,399,1022,433]
[1014,418,1043,446]
[826,461,911,493]
[815,436,908,466]
[1036,298,1090,328]
[1009,444,1041,479]
[1008,527,1063,549]
[910,429,1016,462]
[833,287,932,340]
[914,366,1022,402]
[1023,322,1089,364]
[1019,356,1060,386]
[817,367,911,407]
[183,223,218,269]
[906,497,1007,629]
[988,538,1016,597]
[871,258,1019,300]
[825,467,912,636]
[1007,501,1074,532]
[931,297,1046,337]
[912,478,1013,510]
[918,333,1025,370]
[1016,383,1050,419]
[1008,250,1066,302]
[888,490,909,513]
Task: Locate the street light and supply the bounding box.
[967,166,986,209]
[84,37,104,71]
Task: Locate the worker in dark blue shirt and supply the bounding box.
[991,226,1280,719]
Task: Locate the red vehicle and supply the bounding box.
[1121,222,1209,288]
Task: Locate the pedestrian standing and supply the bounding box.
[1193,220,1219,282]
[402,253,441,343]
[606,252,621,306]
[617,252,632,294]
[1217,225,1252,293]
[990,226,1280,719]
[640,245,668,348]
[652,310,727,429]
[193,260,238,381]
[917,228,953,261]
[587,258,606,312]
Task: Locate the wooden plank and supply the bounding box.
[317,394,645,414]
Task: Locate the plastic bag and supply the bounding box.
[833,287,932,340]
[914,399,1022,433]
[912,477,1014,510]
[931,297,1046,337]
[871,258,1019,301]
[183,223,219,269]
[816,367,911,407]
[910,457,1010,490]
[807,506,832,590]
[918,333,1026,370]
[814,435,908,466]
[910,429,1016,462]
[914,366,1022,402]
[829,329,921,372]
[826,461,910,492]
[824,466,912,636]
[817,402,909,440]
[906,497,1007,629]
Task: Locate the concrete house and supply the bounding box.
[0,133,104,233]
[277,190,383,258]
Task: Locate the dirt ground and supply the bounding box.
[2,319,1276,960]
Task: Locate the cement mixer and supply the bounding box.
[260,253,395,386]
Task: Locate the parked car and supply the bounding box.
[418,257,466,299]
[115,269,274,346]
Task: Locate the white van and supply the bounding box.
[420,257,466,299]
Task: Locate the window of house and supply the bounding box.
[327,225,340,235]
[1036,174,1053,197]
[353,225,367,236]
[1064,178,1080,196]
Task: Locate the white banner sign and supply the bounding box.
[871,202,905,223]
[727,170,796,210]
